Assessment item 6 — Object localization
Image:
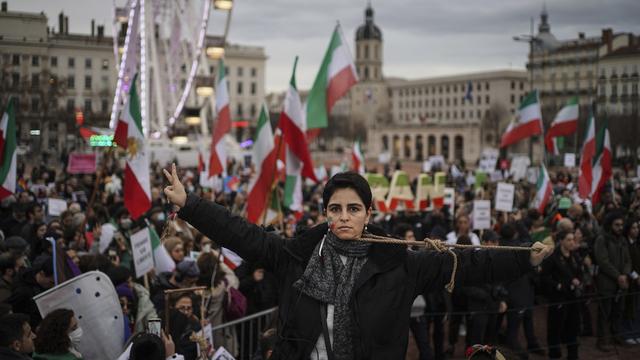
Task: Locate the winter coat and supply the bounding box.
[540,249,582,302]
[6,268,47,327]
[0,348,32,360]
[32,351,82,360]
[204,261,239,356]
[132,282,158,333]
[178,194,534,360]
[594,232,632,294]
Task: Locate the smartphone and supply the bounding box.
[147,318,162,337]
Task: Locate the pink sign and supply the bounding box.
[67,153,97,174]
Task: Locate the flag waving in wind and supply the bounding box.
[280,57,318,212]
[113,74,151,219]
[591,118,612,205]
[351,139,365,174]
[500,90,543,148]
[545,97,579,154]
[306,24,358,136]
[578,111,596,199]
[532,165,553,213]
[0,98,17,200]
[209,59,232,177]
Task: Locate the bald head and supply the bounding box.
[557,218,574,233]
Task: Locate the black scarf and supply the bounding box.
[293,231,370,360]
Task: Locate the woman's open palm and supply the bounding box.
[163,163,187,208]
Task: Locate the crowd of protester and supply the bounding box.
[0,152,639,360]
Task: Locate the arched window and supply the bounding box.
[374,44,378,60]
[404,135,412,159]
[415,135,424,161]
[393,135,400,158]
[364,67,369,80]
[428,135,436,156]
[364,44,369,59]
[441,135,449,160]
[382,135,389,151]
[454,135,464,161]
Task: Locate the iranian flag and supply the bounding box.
[545,97,579,154]
[280,57,318,212]
[386,171,415,211]
[149,224,175,273]
[209,59,232,177]
[366,173,390,213]
[306,24,358,136]
[591,119,612,205]
[351,139,364,174]
[500,90,543,148]
[246,104,278,224]
[532,165,553,213]
[578,112,596,199]
[221,248,243,270]
[0,98,17,200]
[114,74,151,219]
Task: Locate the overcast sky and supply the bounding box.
[12,0,640,92]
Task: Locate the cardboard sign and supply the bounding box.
[495,182,515,212]
[47,198,68,216]
[473,200,491,230]
[34,271,125,360]
[509,156,530,181]
[130,228,154,278]
[564,153,576,168]
[67,153,97,174]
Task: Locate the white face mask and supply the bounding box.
[69,326,83,347]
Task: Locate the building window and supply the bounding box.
[441,135,449,160]
[250,82,256,95]
[237,82,243,95]
[250,103,256,117]
[454,135,464,161]
[364,44,369,59]
[85,76,92,90]
[12,54,20,65]
[51,56,58,67]
[374,44,378,60]
[102,59,109,70]
[364,67,369,80]
[428,135,436,156]
[101,99,109,113]
[520,82,524,90]
[68,57,75,68]
[31,74,40,89]
[511,94,515,104]
[225,67,229,76]
[66,99,75,112]
[11,73,20,88]
[237,103,243,117]
[32,56,39,66]
[382,135,389,151]
[392,135,400,158]
[31,97,40,113]
[511,81,515,90]
[477,96,481,104]
[84,99,92,112]
[237,67,243,77]
[485,82,489,90]
[485,95,490,104]
[477,110,482,118]
[251,67,257,77]
[67,76,75,89]
[446,98,450,106]
[85,58,92,69]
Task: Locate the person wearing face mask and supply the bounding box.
[32,308,83,360]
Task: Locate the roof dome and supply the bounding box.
[356,4,382,41]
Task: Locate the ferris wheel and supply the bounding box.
[109,0,234,139]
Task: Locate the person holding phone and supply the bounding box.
[163,164,552,360]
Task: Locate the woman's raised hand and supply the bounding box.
[163,163,187,208]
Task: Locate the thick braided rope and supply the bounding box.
[355,234,539,293]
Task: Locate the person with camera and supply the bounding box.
[540,230,582,360]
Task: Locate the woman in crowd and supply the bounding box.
[32,308,83,360]
[164,237,185,264]
[541,230,582,360]
[163,165,552,359]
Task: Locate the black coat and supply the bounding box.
[178,194,533,359]
[6,268,47,327]
[540,249,582,302]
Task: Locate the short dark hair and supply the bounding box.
[393,223,413,238]
[322,172,372,210]
[129,333,166,360]
[0,253,18,275]
[34,309,74,354]
[0,313,29,347]
[555,230,572,243]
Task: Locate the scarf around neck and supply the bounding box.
[293,230,370,360]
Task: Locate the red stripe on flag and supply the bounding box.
[113,120,128,149]
[279,113,318,182]
[500,120,542,148]
[246,150,278,224]
[209,105,232,177]
[578,139,596,199]
[326,66,357,113]
[124,164,151,220]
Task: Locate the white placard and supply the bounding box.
[203,323,214,357]
[47,198,68,216]
[213,346,236,360]
[473,200,492,230]
[495,182,515,212]
[509,156,530,181]
[490,170,504,182]
[422,160,432,173]
[378,151,391,164]
[564,153,576,168]
[130,228,154,278]
[526,167,539,185]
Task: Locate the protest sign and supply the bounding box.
[495,182,515,212]
[564,153,576,168]
[387,171,415,211]
[509,156,530,181]
[415,174,433,210]
[479,148,499,172]
[47,198,67,216]
[34,271,125,360]
[473,200,491,230]
[490,171,503,182]
[422,160,432,173]
[366,173,390,212]
[130,228,154,278]
[432,172,447,208]
[526,167,539,185]
[378,151,391,164]
[67,153,97,174]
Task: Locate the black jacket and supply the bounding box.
[178,194,533,359]
[6,268,47,327]
[540,248,582,302]
[0,348,32,360]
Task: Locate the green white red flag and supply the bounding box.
[113,74,151,219]
[280,57,318,212]
[148,224,175,273]
[366,173,390,213]
[532,165,553,213]
[545,97,579,154]
[209,59,232,177]
[306,24,358,136]
[351,139,364,174]
[591,118,612,205]
[578,111,596,199]
[500,90,543,148]
[246,104,278,224]
[386,171,415,211]
[0,98,17,200]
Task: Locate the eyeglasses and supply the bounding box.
[176,306,192,312]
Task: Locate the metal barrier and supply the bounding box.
[211,307,278,359]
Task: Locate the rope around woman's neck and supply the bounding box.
[351,234,540,293]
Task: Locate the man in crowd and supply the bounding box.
[0,313,37,360]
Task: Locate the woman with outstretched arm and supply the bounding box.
[163,165,553,360]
